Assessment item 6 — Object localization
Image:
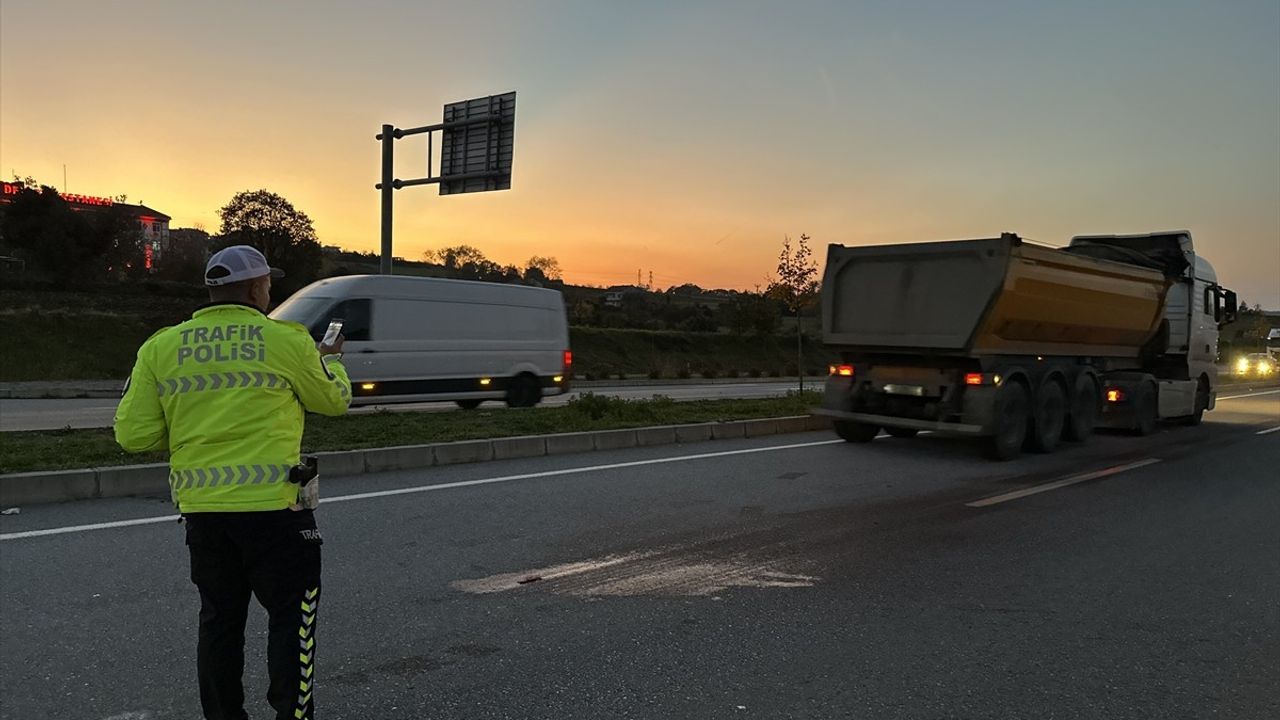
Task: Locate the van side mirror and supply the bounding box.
[1224,290,1238,323]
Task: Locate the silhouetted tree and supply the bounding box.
[767,234,821,390]
[215,190,322,297]
[525,256,562,282]
[427,245,488,270]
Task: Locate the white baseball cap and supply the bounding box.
[204,245,285,287]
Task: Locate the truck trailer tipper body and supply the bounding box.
[815,232,1237,459]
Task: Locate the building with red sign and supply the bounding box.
[0,180,172,269]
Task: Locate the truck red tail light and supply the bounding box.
[828,364,854,377]
[965,373,983,385]
[1106,388,1124,403]
[564,350,573,371]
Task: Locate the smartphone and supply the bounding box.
[321,319,344,346]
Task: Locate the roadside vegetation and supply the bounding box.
[0,287,835,382]
[0,184,835,382]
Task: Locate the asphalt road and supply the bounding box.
[1,389,1278,719]
[0,381,804,432]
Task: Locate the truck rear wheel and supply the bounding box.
[1063,375,1099,442]
[834,420,880,443]
[1180,378,1209,426]
[885,427,919,439]
[1132,382,1159,436]
[1026,380,1067,453]
[983,381,1029,461]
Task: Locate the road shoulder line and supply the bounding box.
[0,439,844,541]
[965,458,1162,508]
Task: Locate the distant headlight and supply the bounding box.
[1236,358,1251,373]
[1259,362,1274,374]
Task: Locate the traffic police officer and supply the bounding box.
[115,245,351,720]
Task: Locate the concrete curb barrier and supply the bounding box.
[0,415,834,506]
[636,426,678,447]
[592,429,639,451]
[0,376,809,399]
[96,464,170,499]
[0,381,124,400]
[675,424,715,443]
[312,450,365,478]
[0,469,98,505]
[545,432,596,455]
[711,422,747,440]
[3,374,1274,400]
[491,436,548,461]
[742,418,780,437]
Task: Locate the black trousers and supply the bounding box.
[185,510,323,720]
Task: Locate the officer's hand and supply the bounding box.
[319,334,345,356]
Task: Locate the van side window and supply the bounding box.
[1203,287,1213,316]
[320,299,373,341]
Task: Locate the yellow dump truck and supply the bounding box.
[815,232,1238,459]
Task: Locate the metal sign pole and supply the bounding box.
[379,123,395,275]
[375,93,514,274]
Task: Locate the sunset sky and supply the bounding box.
[3,1,1278,304]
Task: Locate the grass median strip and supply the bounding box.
[0,392,823,474]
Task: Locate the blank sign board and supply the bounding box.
[439,92,515,195]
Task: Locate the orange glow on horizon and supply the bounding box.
[2,2,1276,303]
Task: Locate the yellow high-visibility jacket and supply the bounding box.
[115,303,351,512]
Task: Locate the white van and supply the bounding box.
[270,274,572,408]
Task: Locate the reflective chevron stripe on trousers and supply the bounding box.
[296,587,319,718]
[186,510,323,720]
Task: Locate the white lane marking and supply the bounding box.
[0,515,179,540]
[1218,388,1280,401]
[0,439,844,541]
[324,439,843,504]
[965,458,1162,508]
[1257,426,1280,435]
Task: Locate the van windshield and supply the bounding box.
[269,296,331,327]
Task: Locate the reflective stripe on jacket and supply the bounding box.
[114,303,351,512]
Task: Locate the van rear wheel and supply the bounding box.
[505,374,543,408]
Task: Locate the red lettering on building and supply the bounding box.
[0,182,113,206]
[60,192,114,207]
